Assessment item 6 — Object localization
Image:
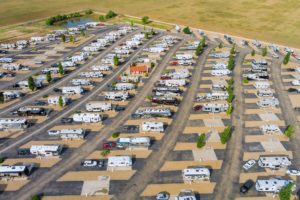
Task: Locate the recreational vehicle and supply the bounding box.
[72,113,102,123]
[117,137,150,149]
[85,102,112,112]
[17,107,47,116]
[260,124,281,134]
[71,78,93,86]
[47,96,69,105]
[133,107,172,118]
[2,91,23,101]
[258,156,291,169]
[79,71,103,78]
[62,86,84,95]
[206,92,229,101]
[257,89,273,97]
[213,63,228,70]
[114,83,135,91]
[182,167,210,182]
[202,103,229,113]
[104,91,129,101]
[0,58,14,63]
[0,164,34,178]
[107,155,132,167]
[17,79,42,89]
[174,54,193,60]
[141,121,164,132]
[91,65,112,71]
[48,128,86,140]
[0,118,28,129]
[157,79,186,87]
[30,144,63,157]
[254,82,270,89]
[255,178,294,193]
[211,69,231,76]
[257,98,279,108]
[152,97,179,105]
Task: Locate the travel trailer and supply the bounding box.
[47,96,69,105]
[182,167,210,182]
[0,164,34,178]
[72,113,102,123]
[91,65,112,71]
[79,71,103,78]
[30,145,63,157]
[116,137,150,149]
[255,178,294,193]
[257,89,273,97]
[258,156,291,169]
[85,102,112,112]
[211,69,231,76]
[16,107,47,116]
[257,98,279,108]
[206,91,229,101]
[254,82,270,89]
[107,155,132,167]
[48,128,86,140]
[0,118,28,129]
[260,124,281,134]
[62,86,84,95]
[114,83,135,91]
[104,91,129,101]
[141,121,164,132]
[71,78,93,86]
[133,107,172,118]
[202,103,229,113]
[174,54,193,60]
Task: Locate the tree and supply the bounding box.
[218,42,223,49]
[220,126,232,144]
[144,32,149,39]
[31,194,40,200]
[197,133,206,148]
[106,10,117,19]
[70,35,75,43]
[284,125,295,138]
[279,183,293,200]
[113,55,119,66]
[230,45,236,54]
[130,21,134,27]
[183,26,192,34]
[251,49,255,56]
[283,52,291,65]
[195,44,203,56]
[0,92,4,103]
[150,62,155,69]
[112,132,120,138]
[61,34,66,42]
[227,54,235,70]
[58,96,64,107]
[58,62,64,75]
[99,15,105,22]
[46,71,52,83]
[262,47,267,57]
[142,16,150,25]
[85,9,93,15]
[80,30,86,37]
[28,76,36,91]
[201,37,206,48]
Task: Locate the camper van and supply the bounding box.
[258,156,291,169]
[182,167,210,182]
[72,113,102,123]
[85,102,112,112]
[141,121,164,132]
[30,145,63,157]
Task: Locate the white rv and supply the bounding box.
[210,52,230,58]
[2,91,23,101]
[213,63,228,70]
[0,164,34,178]
[114,83,135,91]
[254,82,270,89]
[104,91,128,101]
[72,113,102,123]
[107,156,132,167]
[0,118,28,129]
[18,79,42,89]
[71,78,93,86]
[158,79,186,87]
[144,47,165,53]
[31,36,44,42]
[61,61,75,67]
[0,58,14,63]
[202,103,229,113]
[211,69,231,76]
[119,75,140,83]
[174,54,193,60]
[291,80,300,86]
[257,89,273,97]
[47,96,69,105]
[85,102,112,112]
[62,86,84,95]
[206,91,229,100]
[141,122,164,132]
[117,137,150,149]
[134,107,172,117]
[48,128,86,140]
[91,65,112,71]
[182,167,210,182]
[79,71,103,78]
[255,178,294,193]
[258,156,291,169]
[260,124,281,134]
[2,63,22,71]
[83,46,100,52]
[30,145,63,157]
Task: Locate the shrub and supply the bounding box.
[226,93,234,103]
[220,126,232,144]
[227,54,235,70]
[183,26,192,34]
[113,55,119,66]
[99,15,106,22]
[101,149,110,157]
[197,133,206,148]
[112,132,120,138]
[0,92,4,103]
[151,62,155,69]
[58,96,64,107]
[28,76,36,91]
[279,183,293,200]
[218,43,223,49]
[42,94,48,98]
[283,52,291,65]
[146,95,152,101]
[0,157,6,163]
[106,10,117,19]
[284,125,295,138]
[226,104,233,115]
[31,195,40,200]
[85,9,93,15]
[251,50,255,56]
[142,16,150,24]
[230,45,235,54]
[262,47,267,57]
[243,79,249,84]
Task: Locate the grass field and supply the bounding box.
[1,0,300,47]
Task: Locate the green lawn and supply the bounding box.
[1,0,300,48]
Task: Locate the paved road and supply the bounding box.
[3,34,183,200]
[0,28,138,116]
[0,25,117,90]
[213,47,251,200]
[114,43,213,200]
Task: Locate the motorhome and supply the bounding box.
[152,97,179,105]
[47,96,69,105]
[144,47,165,53]
[62,86,84,95]
[117,137,150,149]
[91,65,112,71]
[178,60,193,66]
[211,84,227,91]
[255,178,294,193]
[0,58,14,63]
[0,164,34,178]
[71,78,93,86]
[2,63,22,71]
[292,80,300,86]
[211,69,231,76]
[257,89,273,97]
[202,103,229,113]
[153,87,181,94]
[0,43,16,49]
[258,156,291,169]
[182,167,210,182]
[30,144,63,157]
[42,67,60,74]
[31,36,44,42]
[260,124,281,134]
[2,91,23,101]
[115,49,130,55]
[210,52,230,58]
[17,107,47,116]
[72,113,102,123]
[17,79,42,89]
[252,59,268,66]
[0,118,28,129]
[167,69,190,79]
[257,98,279,108]
[206,91,229,101]
[48,128,86,140]
[107,155,132,167]
[114,83,135,91]
[213,63,228,70]
[157,79,186,87]
[175,190,196,200]
[71,52,88,63]
[79,71,103,78]
[133,107,172,118]
[254,82,270,89]
[119,75,140,83]
[141,121,164,132]
[174,54,193,60]
[85,102,112,112]
[104,91,129,101]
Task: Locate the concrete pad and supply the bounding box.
[245,108,281,115]
[87,150,152,159]
[50,124,103,132]
[236,196,280,200]
[183,127,225,134]
[192,149,218,161]
[0,99,20,109]
[109,133,164,141]
[58,170,136,181]
[203,118,225,127]
[0,180,29,191]
[2,158,61,168]
[243,151,293,161]
[20,140,85,149]
[174,142,225,150]
[245,120,285,128]
[125,118,172,125]
[245,135,288,143]
[239,171,286,183]
[199,84,212,89]
[160,160,223,171]
[81,176,110,196]
[189,113,230,120]
[261,139,287,152]
[289,95,300,108]
[258,113,279,121]
[42,196,111,200]
[141,183,216,196]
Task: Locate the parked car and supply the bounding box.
[193,105,203,111]
[243,160,256,170]
[271,53,279,58]
[114,105,126,112]
[53,88,61,92]
[122,125,139,133]
[102,142,117,149]
[0,50,8,54]
[61,118,73,124]
[240,179,254,194]
[17,148,30,156]
[156,192,170,200]
[286,168,300,176]
[33,100,47,106]
[82,160,103,167]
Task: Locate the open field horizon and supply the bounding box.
[1,0,300,48]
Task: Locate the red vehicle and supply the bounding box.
[102,142,117,149]
[160,75,172,80]
[170,61,178,65]
[193,105,203,111]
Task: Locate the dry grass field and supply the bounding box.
[1,0,300,47]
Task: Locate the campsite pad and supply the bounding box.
[174,142,225,151]
[183,127,225,134]
[58,170,136,181]
[245,108,281,115]
[125,118,173,125]
[189,113,230,120]
[243,151,293,161]
[81,176,110,196]
[260,139,287,152]
[239,171,286,183]
[50,124,103,132]
[0,180,29,191]
[160,160,223,171]
[141,183,216,196]
[289,95,300,108]
[87,150,152,159]
[245,135,288,143]
[0,99,20,109]
[192,149,218,161]
[245,120,285,128]
[42,195,111,200]
[203,118,225,128]
[20,140,85,149]
[258,113,279,121]
[3,157,61,168]
[109,132,164,141]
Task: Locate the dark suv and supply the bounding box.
[240,179,254,194]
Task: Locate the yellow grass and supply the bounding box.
[1,0,300,47]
